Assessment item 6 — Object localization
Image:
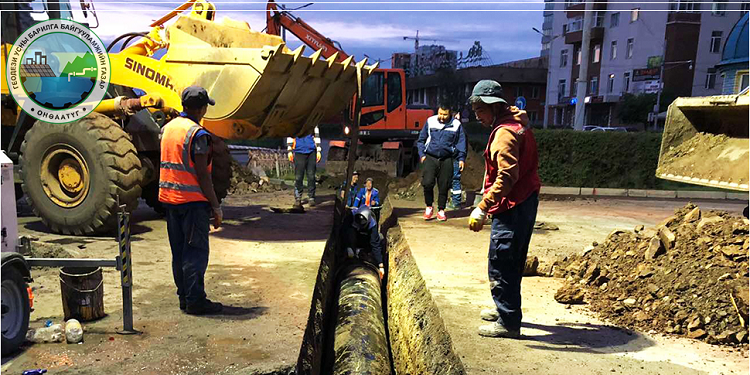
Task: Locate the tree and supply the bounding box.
[617,91,677,124]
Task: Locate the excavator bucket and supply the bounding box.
[162,15,376,140]
[657,93,749,191]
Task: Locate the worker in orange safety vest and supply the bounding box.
[159,86,223,316]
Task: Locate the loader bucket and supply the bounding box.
[163,16,376,140]
[657,94,749,191]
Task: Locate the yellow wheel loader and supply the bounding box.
[1,0,376,235]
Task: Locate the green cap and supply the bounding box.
[469,80,507,105]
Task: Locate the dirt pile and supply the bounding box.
[555,203,749,346]
[227,159,284,195]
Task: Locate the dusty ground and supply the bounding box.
[3,193,748,375]
[2,192,335,375]
[393,196,749,375]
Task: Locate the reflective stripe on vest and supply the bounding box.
[158,117,213,204]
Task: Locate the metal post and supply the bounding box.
[574,0,594,131]
[653,55,666,130]
[116,198,139,335]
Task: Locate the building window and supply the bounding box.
[592,45,601,63]
[567,16,583,33]
[529,111,538,123]
[670,0,701,11]
[515,86,524,98]
[742,2,750,11]
[594,12,605,27]
[566,0,584,7]
[544,14,553,24]
[542,42,551,51]
[532,86,541,99]
[590,76,599,95]
[705,68,717,89]
[560,49,568,67]
[626,38,634,59]
[710,31,723,53]
[631,8,640,22]
[558,79,567,100]
[611,12,620,27]
[608,74,616,93]
[623,72,631,93]
[610,40,618,60]
[736,72,749,93]
[712,0,727,15]
[575,46,582,65]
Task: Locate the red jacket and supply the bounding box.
[479,111,540,215]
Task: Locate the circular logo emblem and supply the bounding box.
[6,19,110,124]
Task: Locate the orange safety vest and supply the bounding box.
[158,117,213,205]
[365,190,372,206]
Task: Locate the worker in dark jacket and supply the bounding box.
[354,177,380,208]
[416,102,467,222]
[342,206,385,279]
[340,170,360,207]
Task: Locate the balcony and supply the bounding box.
[565,26,604,44]
[566,0,607,15]
[667,12,701,23]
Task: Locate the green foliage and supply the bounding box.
[465,128,689,189]
[617,92,678,124]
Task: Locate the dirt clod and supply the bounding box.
[554,283,585,304]
[556,203,749,346]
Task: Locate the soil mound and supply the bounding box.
[555,203,749,346]
[228,159,284,195]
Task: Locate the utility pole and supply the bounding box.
[652,42,666,130]
[573,0,594,131]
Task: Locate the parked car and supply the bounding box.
[590,126,628,132]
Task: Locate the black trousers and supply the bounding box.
[294,152,316,199]
[165,202,210,305]
[421,155,453,210]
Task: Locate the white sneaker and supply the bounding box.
[478,322,520,338]
[424,206,435,220]
[480,308,500,321]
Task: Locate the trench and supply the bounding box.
[294,194,466,375]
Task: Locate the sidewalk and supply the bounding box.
[539,186,747,200]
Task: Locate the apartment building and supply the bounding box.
[543,0,748,128]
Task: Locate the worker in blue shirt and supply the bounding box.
[416,102,467,222]
[354,177,380,208]
[287,127,321,207]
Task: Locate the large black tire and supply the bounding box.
[210,135,232,203]
[20,113,142,235]
[1,266,30,356]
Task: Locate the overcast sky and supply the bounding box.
[88,0,545,67]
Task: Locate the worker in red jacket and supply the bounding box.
[467,80,540,338]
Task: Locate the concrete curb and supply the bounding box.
[539,186,748,201]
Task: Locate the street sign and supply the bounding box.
[515,96,527,110]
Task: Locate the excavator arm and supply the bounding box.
[266,0,349,63]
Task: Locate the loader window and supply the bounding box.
[387,73,402,112]
[362,72,384,107]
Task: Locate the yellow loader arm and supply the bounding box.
[657,93,749,191]
[107,1,376,140]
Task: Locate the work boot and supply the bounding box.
[293,198,303,210]
[480,308,499,321]
[179,298,187,311]
[478,322,520,338]
[436,210,447,222]
[186,299,223,315]
[309,197,317,207]
[423,206,434,220]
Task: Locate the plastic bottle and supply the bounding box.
[26,324,64,343]
[64,319,83,343]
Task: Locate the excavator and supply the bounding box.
[266,0,433,177]
[1,0,377,236]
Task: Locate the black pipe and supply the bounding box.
[331,264,391,375]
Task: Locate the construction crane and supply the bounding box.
[402,30,452,51]
[266,0,433,177]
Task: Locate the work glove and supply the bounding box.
[212,206,223,229]
[316,151,322,163]
[288,151,294,163]
[459,160,465,172]
[468,206,487,232]
[378,263,385,280]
